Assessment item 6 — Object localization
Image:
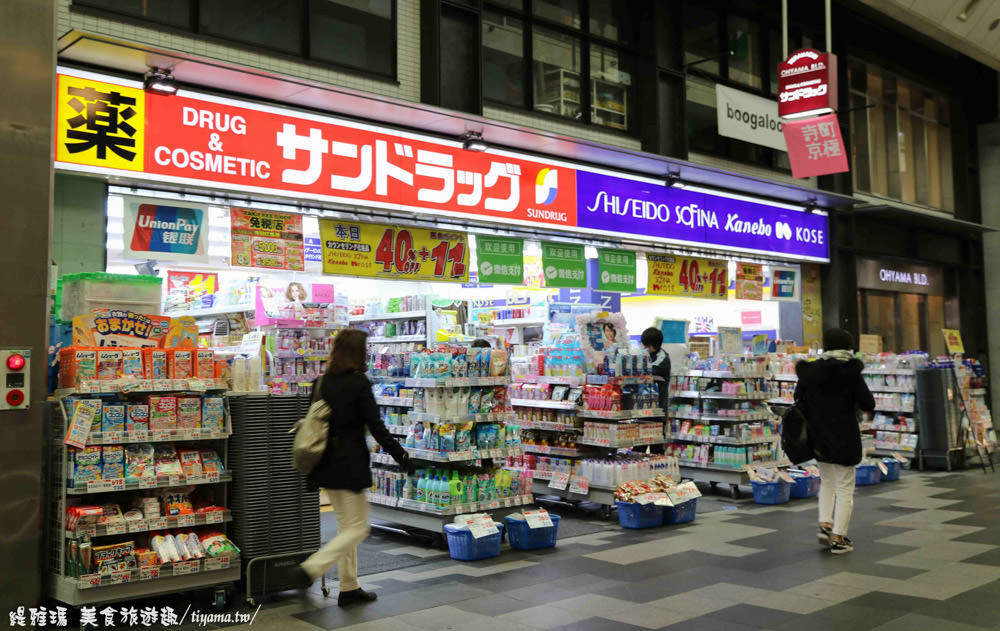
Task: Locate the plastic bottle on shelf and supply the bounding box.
[449,471,464,506]
[415,473,427,502]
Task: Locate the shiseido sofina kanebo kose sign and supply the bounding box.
[53,66,828,263]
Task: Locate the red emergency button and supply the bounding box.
[6,354,24,371]
[6,390,24,406]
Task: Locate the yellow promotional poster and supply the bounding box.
[55,73,145,172]
[943,329,965,355]
[735,262,764,300]
[801,264,823,348]
[319,219,469,282]
[71,310,169,347]
[646,255,728,299]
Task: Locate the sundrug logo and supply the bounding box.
[535,168,558,205]
[130,203,203,255]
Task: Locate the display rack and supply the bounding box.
[861,359,920,457]
[668,371,786,498]
[350,296,433,348]
[45,383,239,608]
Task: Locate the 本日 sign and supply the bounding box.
[716,85,787,151]
[646,255,728,299]
[318,219,469,282]
[777,49,838,119]
[122,196,207,262]
[56,67,829,264]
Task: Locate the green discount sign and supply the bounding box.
[597,248,637,292]
[476,236,524,285]
[541,242,587,288]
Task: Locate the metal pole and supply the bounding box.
[782,0,788,58]
[825,0,832,50]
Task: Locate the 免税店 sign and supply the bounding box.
[55,67,829,263]
[777,49,838,119]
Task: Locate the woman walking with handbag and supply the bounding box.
[294,328,414,604]
[794,329,875,554]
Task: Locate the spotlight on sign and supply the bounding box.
[144,68,178,95]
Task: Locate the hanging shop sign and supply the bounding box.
[56,67,830,264]
[122,195,208,262]
[782,115,849,179]
[646,255,728,300]
[541,242,587,289]
[735,262,764,300]
[318,219,469,282]
[770,266,800,301]
[715,85,787,151]
[777,49,838,119]
[596,249,637,293]
[856,257,946,295]
[230,207,304,271]
[476,236,524,285]
[575,171,828,261]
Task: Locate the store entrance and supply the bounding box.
[858,289,951,356]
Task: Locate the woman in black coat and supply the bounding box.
[794,328,875,555]
[296,329,413,605]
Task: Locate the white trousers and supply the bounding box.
[301,489,370,590]
[817,462,855,537]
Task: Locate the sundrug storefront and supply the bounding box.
[53,65,831,357]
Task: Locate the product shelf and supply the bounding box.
[577,408,664,420]
[369,375,407,383]
[971,388,987,396]
[514,375,585,386]
[770,374,798,382]
[167,304,254,319]
[368,335,427,344]
[862,425,918,433]
[375,396,415,407]
[869,386,916,393]
[50,557,240,606]
[66,510,232,539]
[510,398,578,410]
[405,412,513,424]
[518,420,583,432]
[489,318,547,327]
[83,428,230,445]
[577,436,664,449]
[531,479,617,506]
[874,407,915,414]
[698,412,771,422]
[767,398,795,405]
[586,375,654,385]
[671,390,701,398]
[698,392,770,401]
[678,459,787,471]
[349,310,427,323]
[372,446,523,465]
[873,445,916,453]
[55,379,228,398]
[864,369,916,376]
[66,471,232,495]
[669,412,703,421]
[666,433,780,446]
[368,493,532,516]
[522,444,593,457]
[405,377,511,387]
[687,370,770,378]
[274,352,328,361]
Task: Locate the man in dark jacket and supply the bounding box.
[794,328,875,554]
[642,327,671,455]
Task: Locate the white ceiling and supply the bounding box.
[859,0,1000,70]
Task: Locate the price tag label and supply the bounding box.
[150,430,171,442]
[108,478,126,491]
[548,472,570,490]
[204,558,224,571]
[186,473,206,484]
[108,570,132,585]
[206,471,220,483]
[153,379,172,391]
[569,476,590,495]
[86,480,108,492]
[168,475,182,486]
[76,525,97,538]
[147,517,168,530]
[105,522,126,536]
[188,379,207,392]
[140,567,160,581]
[138,476,158,490]
[131,429,149,442]
[128,520,147,533]
[104,431,125,443]
[205,511,224,524]
[177,514,195,527]
[78,573,102,589]
[174,560,200,575]
[523,509,553,529]
[119,376,140,393]
[465,515,499,539]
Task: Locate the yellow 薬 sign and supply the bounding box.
[319,219,469,282]
[55,74,145,172]
[646,254,728,299]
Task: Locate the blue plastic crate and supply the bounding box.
[444,522,504,561]
[616,501,665,529]
[504,514,561,550]
[790,475,820,499]
[855,464,882,486]
[663,499,697,525]
[882,460,902,481]
[751,480,791,504]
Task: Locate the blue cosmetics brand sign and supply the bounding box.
[575,171,829,261]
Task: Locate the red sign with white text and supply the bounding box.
[55,68,577,231]
[777,49,838,118]
[782,115,849,178]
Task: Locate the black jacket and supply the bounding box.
[793,357,875,466]
[650,348,671,410]
[308,371,408,492]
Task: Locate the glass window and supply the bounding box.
[489,0,523,9]
[74,0,193,28]
[533,0,580,28]
[589,0,632,44]
[848,58,954,213]
[686,76,725,155]
[683,3,721,76]
[483,10,526,108]
[533,27,582,121]
[309,0,395,76]
[727,15,761,89]
[200,0,302,55]
[590,44,630,130]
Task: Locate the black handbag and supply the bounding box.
[780,402,815,465]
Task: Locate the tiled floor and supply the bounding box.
[177,469,1000,630]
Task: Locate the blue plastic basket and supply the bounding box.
[663,499,697,525]
[444,522,504,561]
[616,501,665,529]
[881,460,901,481]
[790,475,820,499]
[855,464,882,486]
[751,480,791,504]
[504,514,561,550]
